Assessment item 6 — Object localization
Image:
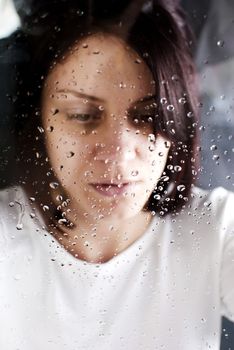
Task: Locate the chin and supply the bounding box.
[67,186,150,219]
[90,198,146,220]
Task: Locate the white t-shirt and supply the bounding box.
[0,186,234,350]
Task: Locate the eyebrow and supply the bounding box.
[56,89,105,103]
[56,89,156,106]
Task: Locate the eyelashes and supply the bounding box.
[66,112,155,127]
[66,113,102,124]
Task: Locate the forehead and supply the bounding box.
[45,33,155,101]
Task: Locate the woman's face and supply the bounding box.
[41,33,170,220]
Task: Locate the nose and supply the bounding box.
[94,123,138,163]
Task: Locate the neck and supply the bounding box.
[51,210,153,264]
[23,183,154,264]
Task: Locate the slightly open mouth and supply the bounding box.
[90,183,134,197]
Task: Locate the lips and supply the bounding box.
[89,182,138,197]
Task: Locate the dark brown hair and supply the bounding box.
[16,0,199,217]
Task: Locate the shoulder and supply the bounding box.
[0,185,26,221]
[182,186,234,239]
[189,186,234,219]
[0,186,31,246]
[0,185,25,206]
[167,186,234,242]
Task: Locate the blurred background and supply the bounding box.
[0,0,234,348]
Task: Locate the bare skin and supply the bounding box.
[41,33,170,263]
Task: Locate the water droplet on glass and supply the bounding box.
[16,223,23,230]
[30,213,36,218]
[174,165,182,172]
[58,218,67,225]
[51,108,59,115]
[135,58,142,64]
[171,74,179,82]
[37,126,44,133]
[177,184,186,192]
[204,201,211,208]
[133,118,139,125]
[84,170,92,177]
[154,194,161,200]
[62,200,69,208]
[119,82,126,89]
[49,182,59,189]
[212,155,219,161]
[170,128,176,135]
[217,40,224,47]
[131,170,139,177]
[148,133,156,142]
[178,97,186,104]
[9,201,14,207]
[93,49,100,54]
[143,52,149,58]
[167,105,174,112]
[210,145,217,151]
[148,144,155,152]
[66,151,75,158]
[43,205,49,211]
[167,164,173,170]
[46,126,54,132]
[98,105,104,111]
[158,152,164,157]
[161,175,169,182]
[82,43,88,48]
[117,183,123,188]
[187,111,193,118]
[160,97,167,105]
[56,194,63,201]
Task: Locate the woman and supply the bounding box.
[0,1,234,349]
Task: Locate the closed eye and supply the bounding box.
[66,113,102,124]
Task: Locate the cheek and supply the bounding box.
[145,136,170,160]
[45,131,89,176]
[144,137,170,177]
